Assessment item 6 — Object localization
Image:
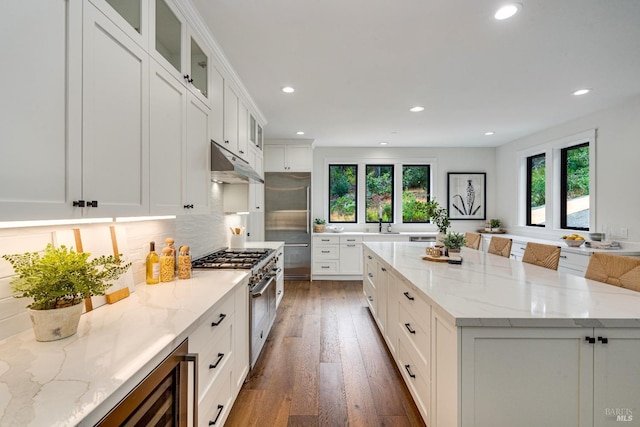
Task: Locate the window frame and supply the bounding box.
[328,164,358,223]
[365,164,395,223]
[526,153,546,227]
[560,142,590,231]
[402,164,431,223]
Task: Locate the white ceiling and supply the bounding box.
[192,0,640,148]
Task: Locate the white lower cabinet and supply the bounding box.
[312,235,363,278]
[190,279,249,427]
[365,245,640,427]
[275,245,285,308]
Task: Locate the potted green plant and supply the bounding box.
[313,218,326,233]
[425,200,451,236]
[490,218,501,231]
[2,244,131,341]
[441,231,466,253]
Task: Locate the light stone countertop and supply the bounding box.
[365,242,640,328]
[0,270,249,427]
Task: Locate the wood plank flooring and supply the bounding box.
[225,280,426,427]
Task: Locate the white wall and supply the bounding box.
[312,146,496,233]
[495,94,640,243]
[0,182,232,339]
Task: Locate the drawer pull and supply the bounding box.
[381,267,387,272]
[347,244,356,247]
[321,250,331,253]
[585,336,596,344]
[520,247,526,250]
[347,239,356,242]
[367,255,373,259]
[368,272,374,278]
[405,323,416,334]
[209,352,225,369]
[560,255,567,259]
[209,404,224,425]
[598,336,609,344]
[211,313,227,326]
[321,265,330,269]
[404,364,416,379]
[367,295,373,302]
[403,291,415,301]
[321,239,330,242]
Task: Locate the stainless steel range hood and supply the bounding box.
[210,140,264,184]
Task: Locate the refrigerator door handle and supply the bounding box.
[306,186,310,234]
[284,243,310,247]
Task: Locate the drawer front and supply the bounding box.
[340,235,363,244]
[190,292,235,354]
[313,260,339,273]
[397,337,430,422]
[559,250,590,269]
[314,245,339,260]
[397,276,430,324]
[199,363,233,427]
[398,302,430,365]
[364,258,376,287]
[198,318,233,395]
[363,278,376,315]
[314,235,339,245]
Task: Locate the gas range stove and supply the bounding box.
[191,248,277,285]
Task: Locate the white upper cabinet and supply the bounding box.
[223,83,240,155]
[82,3,150,217]
[210,63,225,145]
[184,93,211,214]
[264,143,312,172]
[237,102,249,159]
[150,0,209,105]
[90,0,147,48]
[0,1,81,220]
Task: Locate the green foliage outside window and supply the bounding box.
[366,165,394,222]
[329,165,357,222]
[402,165,430,222]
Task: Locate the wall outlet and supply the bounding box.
[620,227,628,239]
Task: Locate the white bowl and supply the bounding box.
[326,226,344,233]
[562,239,585,247]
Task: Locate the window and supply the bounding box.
[328,164,357,222]
[365,165,394,222]
[402,165,430,222]
[561,143,589,230]
[526,153,546,226]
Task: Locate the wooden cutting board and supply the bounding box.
[422,254,450,263]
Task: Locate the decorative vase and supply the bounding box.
[313,224,326,233]
[28,302,84,342]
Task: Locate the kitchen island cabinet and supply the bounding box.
[364,242,640,427]
[0,270,250,426]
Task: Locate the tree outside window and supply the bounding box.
[561,143,589,230]
[365,165,394,222]
[329,165,357,222]
[526,153,546,226]
[402,165,430,222]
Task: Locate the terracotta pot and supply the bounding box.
[28,302,83,342]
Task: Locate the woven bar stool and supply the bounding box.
[464,232,481,250]
[487,236,512,258]
[584,252,640,292]
[521,242,562,270]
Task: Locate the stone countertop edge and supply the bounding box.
[364,242,640,329]
[0,269,249,427]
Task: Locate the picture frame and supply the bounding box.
[447,172,486,220]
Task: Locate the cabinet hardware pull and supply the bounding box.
[87,200,98,208]
[597,336,608,344]
[367,296,373,301]
[559,255,567,259]
[73,200,85,207]
[520,247,526,250]
[183,204,194,209]
[404,364,416,378]
[368,273,373,278]
[347,244,356,247]
[405,323,416,334]
[209,353,225,369]
[209,404,224,425]
[321,265,330,269]
[585,336,596,344]
[183,74,193,83]
[239,150,244,154]
[367,255,373,259]
[381,267,387,272]
[403,291,415,301]
[321,250,330,253]
[211,313,226,326]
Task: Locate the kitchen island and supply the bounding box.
[0,270,249,426]
[364,242,640,427]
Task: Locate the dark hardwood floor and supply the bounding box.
[225,280,426,426]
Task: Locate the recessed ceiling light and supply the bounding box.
[380,142,388,145]
[495,3,521,20]
[282,86,295,93]
[296,131,305,135]
[573,89,590,96]
[409,106,424,112]
[485,131,495,136]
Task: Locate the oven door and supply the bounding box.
[250,274,276,369]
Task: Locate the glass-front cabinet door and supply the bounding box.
[189,36,208,99]
[154,0,183,74]
[91,0,146,47]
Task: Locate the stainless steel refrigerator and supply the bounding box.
[264,172,311,280]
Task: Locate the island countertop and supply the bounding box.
[364,242,640,328]
[0,270,249,427]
